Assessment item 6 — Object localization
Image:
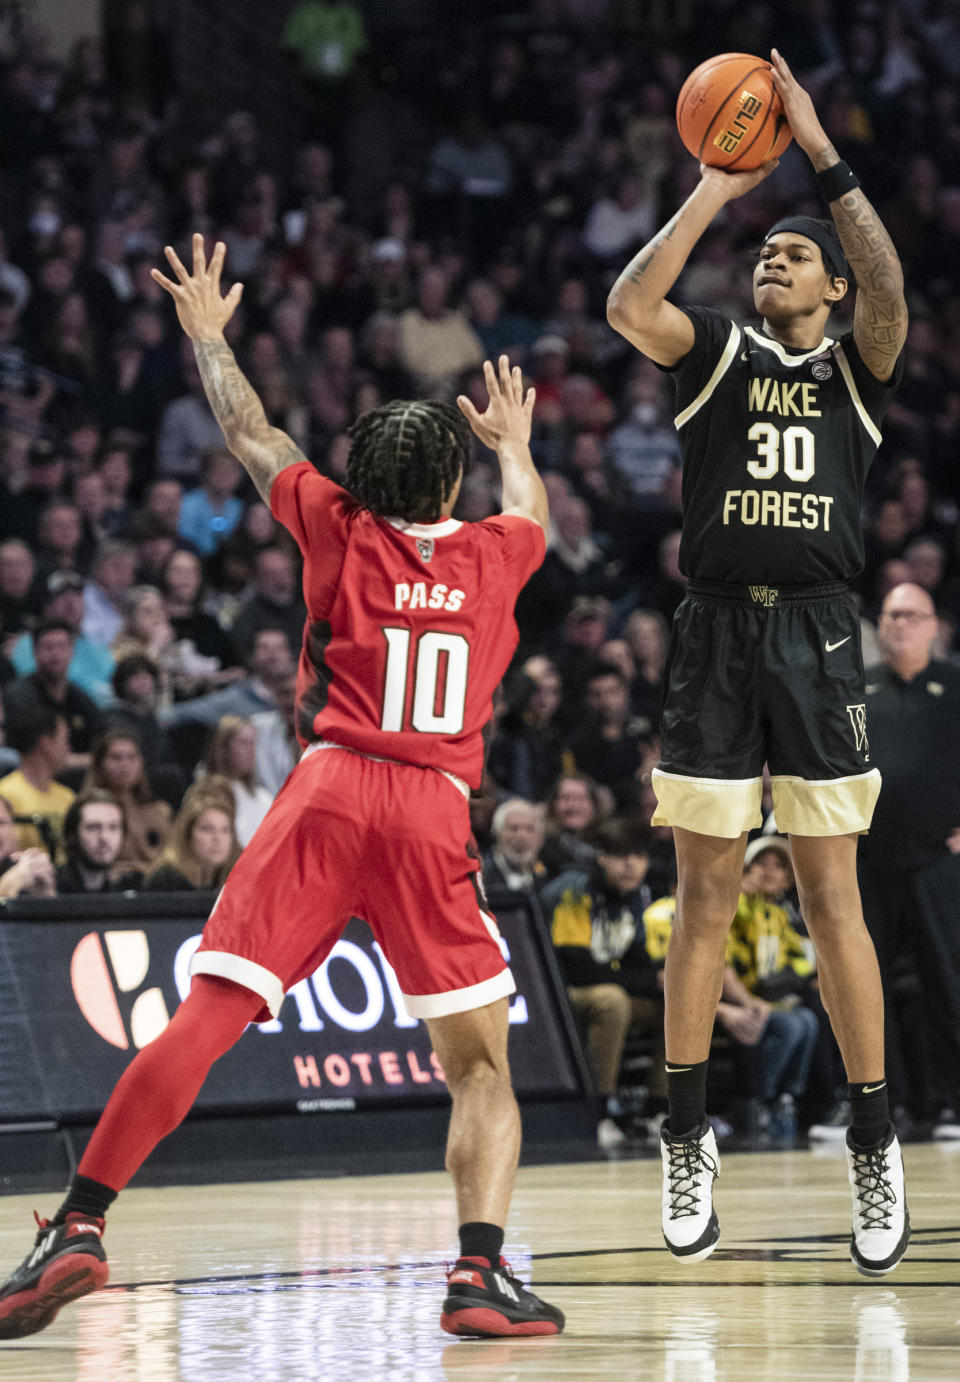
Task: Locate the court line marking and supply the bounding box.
[81,1225,959,1294]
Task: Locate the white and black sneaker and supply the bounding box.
[660,1120,720,1262]
[846,1124,910,1276]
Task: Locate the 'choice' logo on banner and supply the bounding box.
[71,930,170,1050]
[2,904,582,1121]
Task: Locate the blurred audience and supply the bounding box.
[201,714,274,846]
[144,777,240,890]
[0,706,74,852]
[481,796,547,895]
[859,582,960,1138]
[0,0,957,1144]
[4,617,104,771]
[542,818,664,1149]
[82,729,172,871]
[56,789,142,893]
[0,791,56,897]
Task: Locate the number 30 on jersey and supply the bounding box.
[746,422,815,481]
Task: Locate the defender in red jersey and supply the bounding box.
[0,236,563,1342]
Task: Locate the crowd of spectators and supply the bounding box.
[0,0,958,1139]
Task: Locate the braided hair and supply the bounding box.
[345,400,473,521]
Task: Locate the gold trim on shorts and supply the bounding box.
[770,769,882,837]
[651,767,763,838]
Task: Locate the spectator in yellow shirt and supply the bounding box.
[0,706,75,854]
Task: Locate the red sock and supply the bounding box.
[78,975,264,1191]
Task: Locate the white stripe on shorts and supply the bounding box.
[401,966,517,1020]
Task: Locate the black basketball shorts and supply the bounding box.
[651,580,881,838]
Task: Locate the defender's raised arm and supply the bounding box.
[457,355,548,532]
[152,234,307,504]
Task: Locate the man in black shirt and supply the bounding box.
[568,664,651,809]
[860,583,960,1139]
[230,544,306,661]
[3,618,103,773]
[607,51,909,1273]
[56,791,142,894]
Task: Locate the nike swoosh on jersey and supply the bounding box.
[825,637,851,652]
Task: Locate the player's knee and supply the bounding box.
[445,1057,512,1104]
[797,876,862,938]
[673,880,739,939]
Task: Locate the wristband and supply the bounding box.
[817,161,860,203]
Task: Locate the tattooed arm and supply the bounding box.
[152,234,307,502]
[819,172,906,382]
[771,50,907,381]
[606,163,777,366]
[191,338,306,503]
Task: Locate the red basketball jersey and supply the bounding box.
[270,461,545,788]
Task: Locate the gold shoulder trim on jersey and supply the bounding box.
[675,323,742,430]
[831,344,883,448]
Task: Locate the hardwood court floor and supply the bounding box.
[1,1140,958,1381]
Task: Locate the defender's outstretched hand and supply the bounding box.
[457,355,535,453]
[769,49,829,156]
[151,233,243,343]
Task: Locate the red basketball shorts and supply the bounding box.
[191,744,515,1021]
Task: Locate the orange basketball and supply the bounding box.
[676,53,793,172]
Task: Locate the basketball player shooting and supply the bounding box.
[606,49,910,1275]
[0,235,564,1341]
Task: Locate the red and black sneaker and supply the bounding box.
[440,1256,564,1338]
[0,1211,109,1339]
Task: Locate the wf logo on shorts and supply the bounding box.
[749,585,779,606]
[846,703,869,753]
[70,931,170,1050]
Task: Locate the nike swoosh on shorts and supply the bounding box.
[825,637,851,652]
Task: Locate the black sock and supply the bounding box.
[458,1221,504,1269]
[666,1059,709,1138]
[849,1079,890,1148]
[52,1174,118,1226]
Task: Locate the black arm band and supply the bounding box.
[817,161,860,203]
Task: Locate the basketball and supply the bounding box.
[676,53,793,172]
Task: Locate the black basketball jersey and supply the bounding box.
[663,307,902,585]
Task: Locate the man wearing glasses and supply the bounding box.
[860,582,960,1140]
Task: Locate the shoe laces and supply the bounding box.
[851,1142,897,1230]
[666,1135,718,1219]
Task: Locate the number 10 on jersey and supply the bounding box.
[381,628,470,733]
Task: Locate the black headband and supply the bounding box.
[763,216,851,282]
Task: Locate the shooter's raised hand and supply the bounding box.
[151,233,244,343]
[769,49,829,157]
